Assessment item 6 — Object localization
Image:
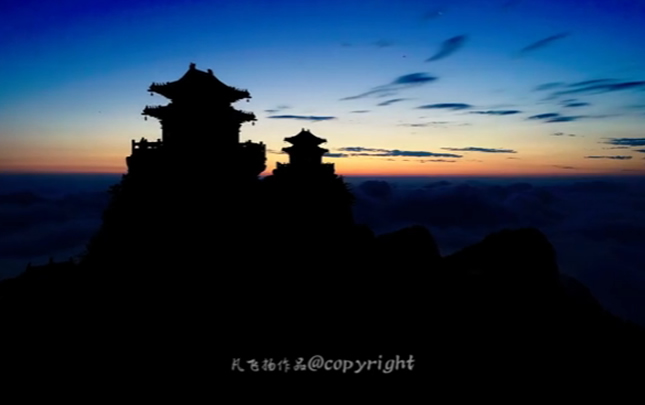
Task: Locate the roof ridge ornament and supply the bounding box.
[189,62,196,69]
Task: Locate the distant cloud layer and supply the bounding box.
[267,115,336,121]
[527,113,587,123]
[549,80,645,98]
[347,177,645,326]
[418,103,472,110]
[336,146,462,158]
[441,147,517,153]
[603,138,645,146]
[469,110,522,115]
[2,175,645,328]
[584,155,633,160]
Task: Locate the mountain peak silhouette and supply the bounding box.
[1,64,643,395]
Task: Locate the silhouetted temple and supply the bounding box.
[130,62,266,179]
[273,128,335,177]
[82,63,268,272]
[264,129,355,246]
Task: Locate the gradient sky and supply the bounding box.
[1,0,645,175]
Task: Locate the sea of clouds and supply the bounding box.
[1,174,643,326]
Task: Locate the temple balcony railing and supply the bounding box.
[143,105,164,111]
[274,162,335,175]
[240,140,265,151]
[234,109,257,120]
[131,138,163,154]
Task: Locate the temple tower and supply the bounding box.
[273,129,335,177]
[128,63,266,177]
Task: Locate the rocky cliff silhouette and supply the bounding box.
[1,64,643,395]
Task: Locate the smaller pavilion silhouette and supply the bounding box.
[273,128,335,178]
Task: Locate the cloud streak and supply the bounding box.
[426,35,467,62]
[340,73,437,100]
[417,103,472,110]
[441,147,517,153]
[377,98,407,106]
[518,32,570,54]
[336,146,462,158]
[469,110,521,115]
[549,80,645,98]
[603,138,645,146]
[584,156,633,160]
[267,115,336,121]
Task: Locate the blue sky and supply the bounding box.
[1,0,645,174]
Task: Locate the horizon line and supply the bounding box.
[1,171,644,177]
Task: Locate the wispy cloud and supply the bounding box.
[517,32,570,54]
[340,73,437,100]
[562,100,590,108]
[336,146,462,158]
[568,79,618,88]
[350,110,370,113]
[377,98,407,106]
[419,159,457,163]
[267,115,336,121]
[265,105,291,114]
[545,116,584,122]
[469,110,521,115]
[417,103,472,110]
[426,35,468,62]
[534,82,565,91]
[528,113,587,122]
[528,113,560,120]
[552,132,576,137]
[549,80,645,98]
[324,153,349,158]
[441,147,517,153]
[602,138,645,146]
[553,165,577,169]
[584,155,633,160]
[338,147,389,153]
[399,121,459,127]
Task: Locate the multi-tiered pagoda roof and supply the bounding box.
[282,129,329,155]
[147,62,251,103]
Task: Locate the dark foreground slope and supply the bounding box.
[0,174,643,397]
